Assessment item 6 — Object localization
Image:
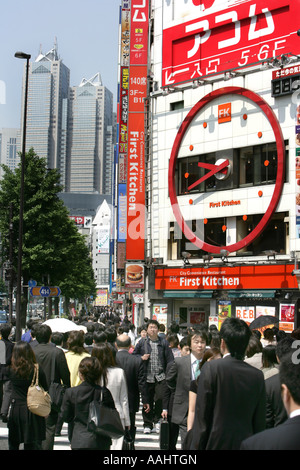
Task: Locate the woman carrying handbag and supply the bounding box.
[7,341,48,450]
[59,356,117,450]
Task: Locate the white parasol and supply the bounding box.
[43,318,87,333]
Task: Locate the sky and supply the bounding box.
[0,0,121,129]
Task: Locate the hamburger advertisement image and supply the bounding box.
[125,263,144,288]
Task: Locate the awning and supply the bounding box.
[228,290,276,299]
[163,291,213,299]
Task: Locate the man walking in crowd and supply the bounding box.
[34,324,70,450]
[0,324,14,421]
[265,336,294,428]
[133,319,174,434]
[165,328,209,447]
[190,317,266,450]
[115,333,150,446]
[241,348,300,450]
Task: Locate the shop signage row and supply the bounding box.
[155,264,298,291]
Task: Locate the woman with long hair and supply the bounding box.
[65,330,90,387]
[59,356,116,450]
[8,341,48,450]
[92,343,130,450]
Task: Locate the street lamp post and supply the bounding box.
[14,51,31,341]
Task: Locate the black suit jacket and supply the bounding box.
[241,415,300,450]
[34,343,71,389]
[116,349,148,412]
[60,381,114,449]
[190,355,266,450]
[265,373,287,428]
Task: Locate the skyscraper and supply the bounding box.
[66,73,114,194]
[20,41,70,174]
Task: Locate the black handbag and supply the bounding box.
[48,354,66,412]
[122,429,134,450]
[87,387,124,440]
[159,418,169,450]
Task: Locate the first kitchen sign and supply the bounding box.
[162,0,300,87]
[155,264,298,290]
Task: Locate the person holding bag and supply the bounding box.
[7,341,48,450]
[59,356,117,450]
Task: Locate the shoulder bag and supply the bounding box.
[87,387,124,439]
[27,364,51,417]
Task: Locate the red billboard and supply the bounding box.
[162,0,300,87]
[126,0,149,261]
[155,264,298,291]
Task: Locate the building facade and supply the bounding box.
[20,43,70,175]
[116,0,300,331]
[0,128,20,178]
[66,74,114,194]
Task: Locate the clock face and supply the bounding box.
[168,86,285,254]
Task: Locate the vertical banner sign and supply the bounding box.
[126,0,149,261]
[117,1,131,257]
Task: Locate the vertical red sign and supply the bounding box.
[126,0,149,261]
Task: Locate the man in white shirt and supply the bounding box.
[241,347,300,450]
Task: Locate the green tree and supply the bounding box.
[0,148,96,325]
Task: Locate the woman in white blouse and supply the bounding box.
[92,343,130,450]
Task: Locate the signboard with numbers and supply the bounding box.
[162,0,300,87]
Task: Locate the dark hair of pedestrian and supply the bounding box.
[187,329,211,348]
[35,324,52,344]
[78,356,103,385]
[0,323,11,340]
[220,317,251,360]
[245,333,262,358]
[147,319,159,329]
[11,341,36,379]
[67,330,88,354]
[276,336,294,361]
[279,352,300,406]
[262,344,278,368]
[91,343,116,385]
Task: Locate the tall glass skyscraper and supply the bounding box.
[67,73,114,194]
[20,45,114,195]
[20,42,70,175]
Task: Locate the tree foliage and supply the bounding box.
[0,148,96,309]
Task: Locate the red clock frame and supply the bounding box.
[168,86,285,254]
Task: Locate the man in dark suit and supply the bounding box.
[190,318,266,450]
[265,336,295,428]
[241,349,300,450]
[116,334,149,445]
[166,329,210,447]
[34,324,70,450]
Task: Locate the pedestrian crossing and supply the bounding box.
[0,407,180,450]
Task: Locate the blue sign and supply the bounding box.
[40,286,51,297]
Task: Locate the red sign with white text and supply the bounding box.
[162,0,300,86]
[130,0,149,65]
[126,113,146,260]
[155,264,298,290]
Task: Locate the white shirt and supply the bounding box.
[290,409,300,419]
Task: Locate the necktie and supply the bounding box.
[194,360,201,379]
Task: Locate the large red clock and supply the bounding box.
[168,86,285,254]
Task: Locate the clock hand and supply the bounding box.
[188,159,229,191]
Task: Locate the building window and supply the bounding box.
[176,141,288,196]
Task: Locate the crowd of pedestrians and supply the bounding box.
[0,307,299,450]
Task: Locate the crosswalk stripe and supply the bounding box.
[0,407,181,451]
